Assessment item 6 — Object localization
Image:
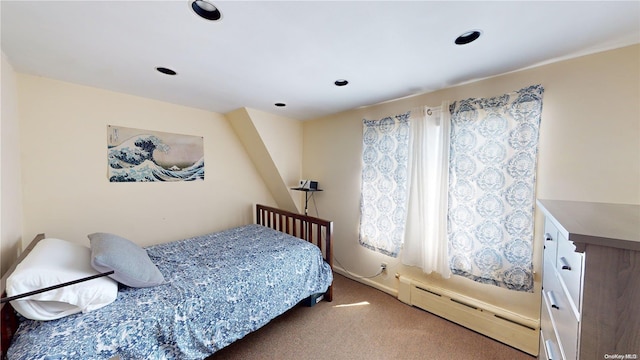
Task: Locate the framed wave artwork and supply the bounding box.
[108,125,204,182]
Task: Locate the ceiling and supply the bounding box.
[2,1,639,120]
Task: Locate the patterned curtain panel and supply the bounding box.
[359,112,411,257]
[447,85,544,292]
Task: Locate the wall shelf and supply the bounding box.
[291,187,322,215]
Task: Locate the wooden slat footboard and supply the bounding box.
[256,204,333,302]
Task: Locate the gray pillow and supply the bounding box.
[88,232,165,288]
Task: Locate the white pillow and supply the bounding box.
[6,238,118,320]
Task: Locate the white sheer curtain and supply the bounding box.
[402,102,451,277]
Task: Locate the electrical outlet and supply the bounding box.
[380,263,387,272]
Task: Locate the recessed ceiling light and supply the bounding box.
[156,67,177,75]
[455,30,482,45]
[191,0,222,21]
[334,79,349,86]
[274,103,286,107]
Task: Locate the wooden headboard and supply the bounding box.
[256,204,333,301]
[1,233,45,359]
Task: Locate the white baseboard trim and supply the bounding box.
[332,265,398,298]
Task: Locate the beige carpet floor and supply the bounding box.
[208,274,536,360]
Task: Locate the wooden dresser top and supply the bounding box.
[537,199,640,251]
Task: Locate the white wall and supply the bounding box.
[17,75,275,248]
[302,44,640,319]
[0,52,24,277]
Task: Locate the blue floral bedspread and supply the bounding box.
[8,224,333,360]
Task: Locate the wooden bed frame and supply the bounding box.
[0,204,333,359]
[255,204,333,301]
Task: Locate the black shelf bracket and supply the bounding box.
[291,187,323,215]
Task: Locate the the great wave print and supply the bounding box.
[108,125,204,182]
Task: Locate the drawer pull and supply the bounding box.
[559,256,572,270]
[547,291,559,310]
[544,339,556,360]
[544,233,553,241]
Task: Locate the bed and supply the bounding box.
[0,204,333,360]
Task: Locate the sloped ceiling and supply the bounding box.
[226,108,300,213]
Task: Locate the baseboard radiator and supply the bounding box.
[397,275,539,356]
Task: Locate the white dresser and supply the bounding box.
[537,200,640,360]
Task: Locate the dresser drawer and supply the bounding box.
[556,231,584,314]
[543,218,559,265]
[540,296,562,360]
[539,331,562,360]
[542,257,562,298]
[545,288,578,360]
